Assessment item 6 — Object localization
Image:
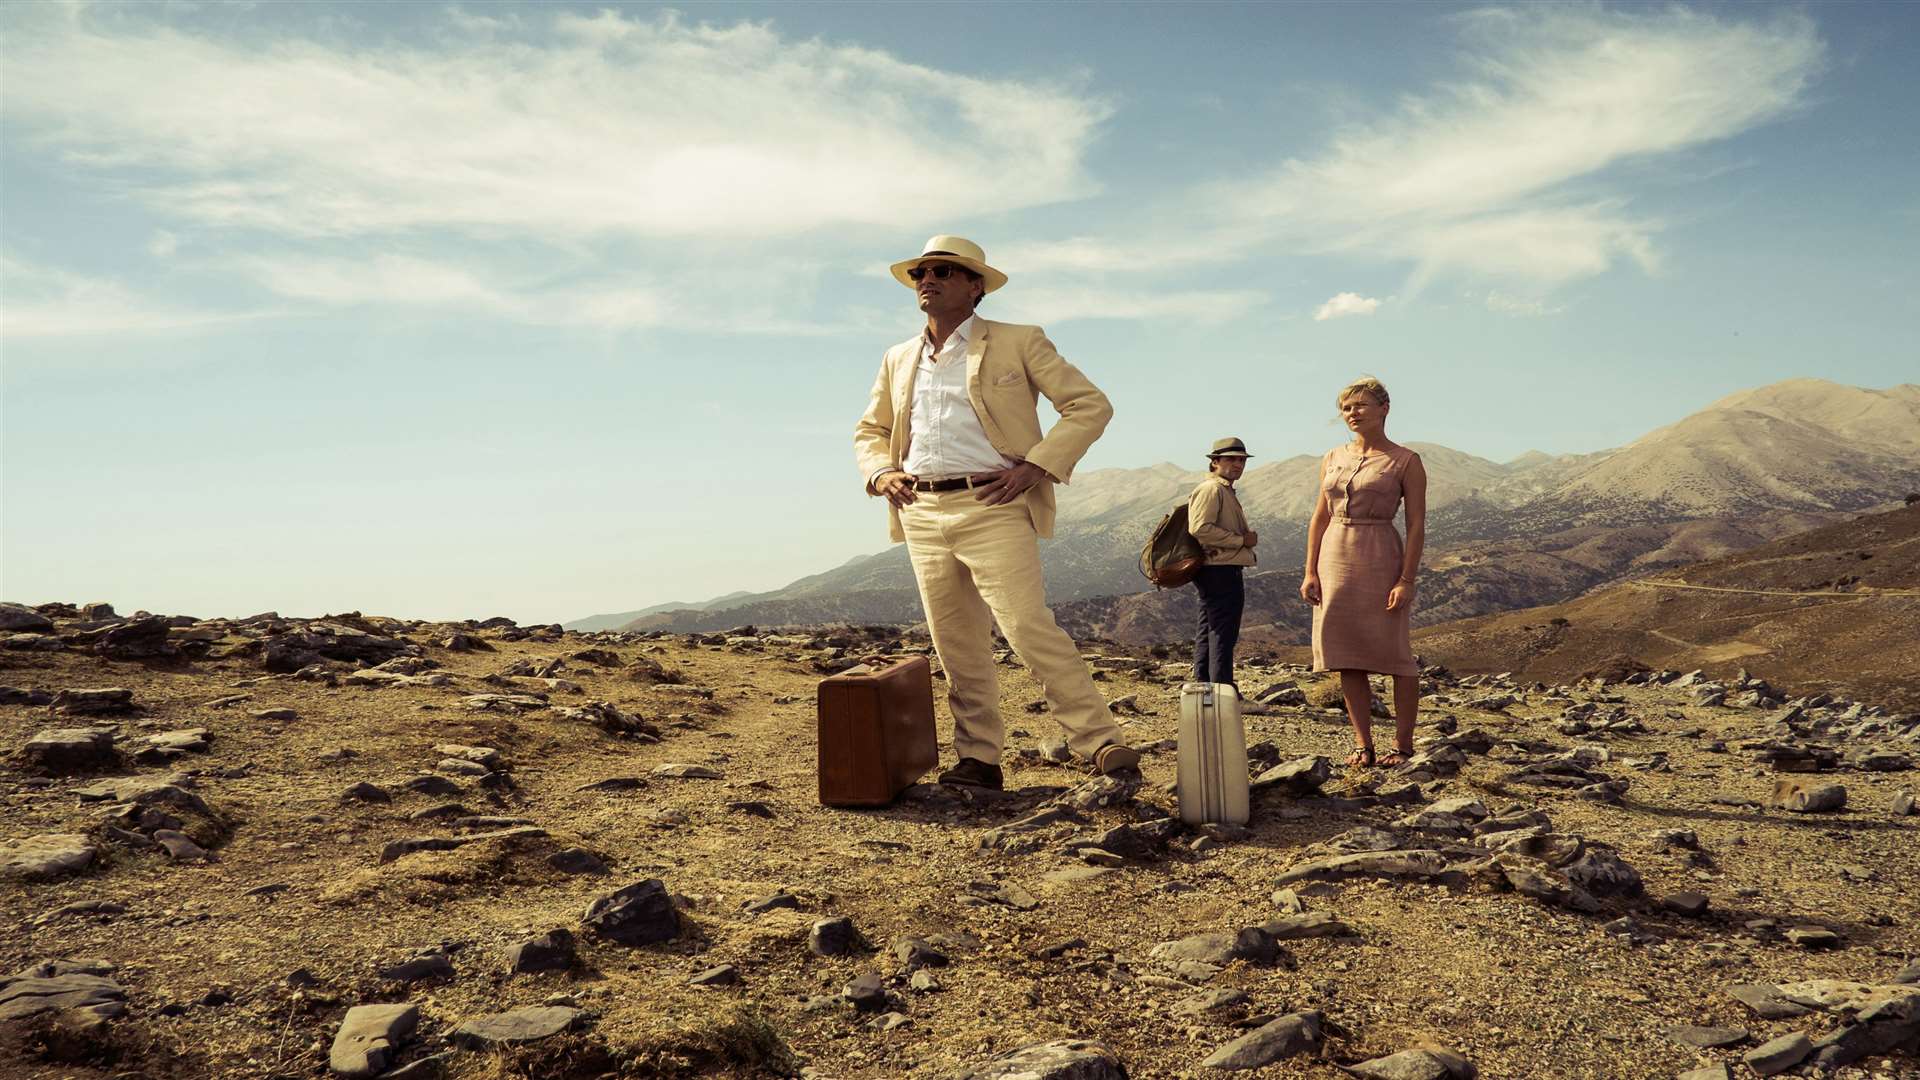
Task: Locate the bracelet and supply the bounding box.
[1397,577,1416,585]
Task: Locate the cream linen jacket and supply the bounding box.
[1189,474,1256,566]
[855,319,1113,542]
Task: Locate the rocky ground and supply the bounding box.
[2,600,1918,1079]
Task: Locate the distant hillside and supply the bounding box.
[1405,503,1920,710]
[565,590,756,632]
[595,379,1920,636]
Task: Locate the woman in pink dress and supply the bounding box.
[1299,377,1429,767]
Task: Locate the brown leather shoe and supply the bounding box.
[1093,743,1141,776]
[936,757,1004,790]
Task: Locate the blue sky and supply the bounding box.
[2,1,1915,623]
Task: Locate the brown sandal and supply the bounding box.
[1344,746,1376,768]
[1377,748,1411,768]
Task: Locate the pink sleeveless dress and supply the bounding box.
[1311,444,1417,676]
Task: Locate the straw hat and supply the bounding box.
[890,235,1008,294]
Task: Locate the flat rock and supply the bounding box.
[953,1038,1127,1080]
[546,848,609,875]
[432,744,502,769]
[965,879,1040,910]
[0,834,97,881]
[377,954,452,983]
[1727,983,1812,1019]
[1260,911,1351,940]
[652,763,723,779]
[1274,849,1452,885]
[578,776,648,792]
[582,879,680,946]
[1202,1010,1324,1069]
[1785,926,1843,950]
[1663,891,1711,917]
[377,826,545,864]
[452,1005,586,1049]
[0,603,56,632]
[844,972,889,1012]
[1744,1032,1813,1075]
[1348,1048,1477,1080]
[1251,756,1331,793]
[341,782,392,803]
[507,930,575,974]
[18,727,118,772]
[1664,1024,1748,1048]
[0,965,128,1024]
[458,693,547,713]
[329,1002,419,1077]
[152,829,209,861]
[689,964,738,987]
[1152,933,1242,967]
[1769,778,1846,813]
[49,688,136,716]
[1676,1066,1732,1080]
[401,776,463,797]
[1173,989,1251,1021]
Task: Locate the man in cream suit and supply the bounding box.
[855,235,1140,790]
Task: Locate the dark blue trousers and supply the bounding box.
[1191,565,1245,688]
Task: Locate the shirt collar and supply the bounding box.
[923,315,977,354]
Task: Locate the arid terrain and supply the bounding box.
[4,597,1917,1079]
[1409,504,1920,713]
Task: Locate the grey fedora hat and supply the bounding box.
[1207,437,1253,458]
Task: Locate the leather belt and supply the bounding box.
[1335,516,1394,525]
[912,477,978,493]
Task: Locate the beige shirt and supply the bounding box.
[1189,474,1256,566]
[901,316,1017,479]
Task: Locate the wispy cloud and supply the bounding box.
[1207,6,1822,287]
[1484,289,1565,317]
[1006,287,1267,326]
[2,8,1110,240]
[0,255,261,339]
[1313,292,1382,321]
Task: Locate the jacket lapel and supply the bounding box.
[964,322,1000,445]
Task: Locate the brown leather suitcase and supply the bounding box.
[817,656,937,806]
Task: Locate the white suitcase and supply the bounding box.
[1177,682,1250,826]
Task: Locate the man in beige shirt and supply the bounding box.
[854,235,1140,791]
[1187,437,1257,688]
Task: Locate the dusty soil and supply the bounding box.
[3,613,1918,1080]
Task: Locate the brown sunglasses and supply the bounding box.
[907,264,971,282]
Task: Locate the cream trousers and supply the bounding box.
[899,488,1122,763]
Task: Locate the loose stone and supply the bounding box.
[329,1002,419,1077]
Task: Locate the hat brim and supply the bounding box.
[890,255,1008,294]
[1208,452,1253,459]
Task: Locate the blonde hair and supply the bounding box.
[1337,376,1390,409]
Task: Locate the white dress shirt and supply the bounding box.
[901,315,1017,479]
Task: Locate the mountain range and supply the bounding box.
[567,379,1920,641]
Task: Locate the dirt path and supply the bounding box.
[1631,579,1920,599]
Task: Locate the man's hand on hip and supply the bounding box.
[875,470,918,508]
[971,461,1051,506]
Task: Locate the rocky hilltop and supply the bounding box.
[3,600,1918,1078]
[577,380,1920,641]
